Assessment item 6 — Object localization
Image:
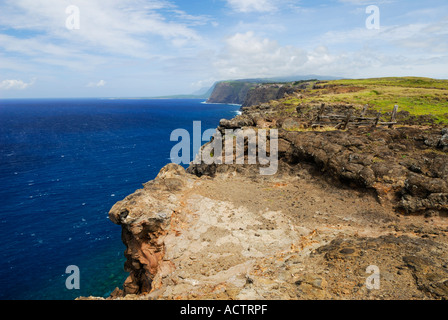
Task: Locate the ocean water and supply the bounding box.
[0,98,240,300]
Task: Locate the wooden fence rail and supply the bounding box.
[311,104,398,130]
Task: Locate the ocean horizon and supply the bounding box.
[0,98,240,300]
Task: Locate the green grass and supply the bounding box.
[284,77,448,124]
[330,77,448,90]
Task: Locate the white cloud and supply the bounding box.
[224,0,312,13]
[338,0,394,4]
[0,78,35,90]
[0,0,205,60]
[87,80,106,87]
[213,30,448,80]
[215,31,309,79]
[225,0,277,13]
[319,19,448,54]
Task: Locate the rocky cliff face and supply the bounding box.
[206,81,309,107]
[99,87,448,301]
[206,81,255,105]
[242,84,297,108]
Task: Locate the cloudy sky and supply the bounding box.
[0,0,447,98]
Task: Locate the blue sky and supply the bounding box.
[0,0,447,98]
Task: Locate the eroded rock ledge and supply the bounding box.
[100,101,448,301]
[104,164,448,299]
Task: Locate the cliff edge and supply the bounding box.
[90,78,448,300]
[206,80,312,107]
[206,81,255,105]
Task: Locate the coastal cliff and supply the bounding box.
[97,78,448,300]
[206,81,255,105]
[206,79,312,107]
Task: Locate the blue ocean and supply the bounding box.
[0,98,240,300]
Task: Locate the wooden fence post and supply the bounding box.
[312,105,398,130]
[389,105,398,128]
[373,112,381,128]
[317,103,325,122]
[361,104,368,117]
[342,111,352,130]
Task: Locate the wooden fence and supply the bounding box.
[311,104,398,130]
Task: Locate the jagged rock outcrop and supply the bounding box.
[107,161,448,300]
[212,104,448,216]
[105,91,448,300]
[109,164,195,295]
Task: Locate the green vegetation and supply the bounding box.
[330,77,448,90]
[221,80,256,89]
[282,77,448,125]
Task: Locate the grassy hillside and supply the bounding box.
[282,77,448,124]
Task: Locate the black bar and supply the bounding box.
[1,300,445,319]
